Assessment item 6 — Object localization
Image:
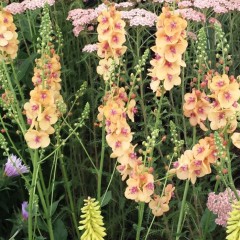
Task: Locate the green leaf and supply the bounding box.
[50,195,64,217]
[100,191,112,207]
[200,208,217,234]
[14,53,37,83]
[53,219,68,240]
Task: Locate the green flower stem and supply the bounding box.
[97,119,106,201]
[36,180,55,240]
[29,150,54,240]
[61,117,97,171]
[59,154,80,239]
[136,202,145,240]
[10,62,25,102]
[2,61,26,134]
[0,115,23,160]
[28,150,39,240]
[181,54,187,146]
[39,123,83,163]
[226,146,240,201]
[145,155,175,240]
[26,10,36,52]
[100,161,117,206]
[176,126,196,239]
[39,165,50,208]
[176,179,190,240]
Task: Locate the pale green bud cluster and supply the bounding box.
[134,48,150,74]
[215,23,229,55]
[170,121,184,157]
[37,5,53,54]
[75,82,88,100]
[214,23,230,71]
[74,102,90,128]
[196,28,208,64]
[142,129,159,156]
[55,24,64,52]
[0,133,9,156]
[79,197,106,240]
[214,131,227,161]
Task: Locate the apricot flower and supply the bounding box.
[231,133,240,149]
[149,195,169,216]
[125,168,154,203]
[0,25,13,47]
[25,129,50,149]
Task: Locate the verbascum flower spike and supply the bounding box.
[226,201,240,240]
[79,197,106,240]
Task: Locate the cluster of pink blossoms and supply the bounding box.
[177,8,206,22]
[67,2,157,37]
[5,0,55,15]
[192,0,240,13]
[207,188,240,226]
[176,0,240,22]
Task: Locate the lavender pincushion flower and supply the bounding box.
[22,201,28,220]
[4,154,29,177]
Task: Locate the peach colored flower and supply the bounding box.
[208,108,236,131]
[0,25,13,47]
[163,73,181,91]
[125,167,154,202]
[164,184,175,203]
[192,141,210,161]
[97,58,114,81]
[30,87,54,107]
[25,129,50,149]
[127,99,137,122]
[0,10,13,27]
[149,195,169,216]
[175,150,193,181]
[231,133,240,149]
[164,39,188,63]
[209,74,229,92]
[217,82,240,109]
[156,29,180,48]
[38,106,58,131]
[106,131,133,158]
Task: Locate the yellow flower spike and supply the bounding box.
[79,197,106,240]
[226,201,240,240]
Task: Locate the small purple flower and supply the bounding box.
[4,154,29,177]
[21,201,28,220]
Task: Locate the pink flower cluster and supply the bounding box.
[67,3,157,37]
[121,9,157,27]
[207,188,240,226]
[82,44,98,53]
[178,0,240,13]
[177,8,206,22]
[5,0,55,15]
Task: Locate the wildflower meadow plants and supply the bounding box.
[0,0,240,239]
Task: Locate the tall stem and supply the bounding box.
[136,202,145,240]
[97,120,106,200]
[176,126,196,239]
[28,150,39,240]
[176,179,190,240]
[59,155,81,239]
